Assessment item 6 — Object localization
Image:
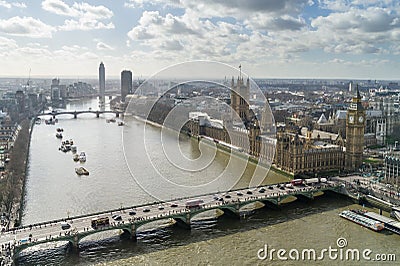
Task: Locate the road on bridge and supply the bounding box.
[0,180,338,262]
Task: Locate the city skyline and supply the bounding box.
[0,1,399,79]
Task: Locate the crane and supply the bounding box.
[25,68,31,93]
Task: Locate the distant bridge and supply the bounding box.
[37,110,121,119]
[0,181,342,263]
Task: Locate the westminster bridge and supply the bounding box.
[0,181,344,263]
[37,110,121,119]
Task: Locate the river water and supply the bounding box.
[19,98,398,265]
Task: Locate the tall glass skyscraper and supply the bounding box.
[121,70,132,102]
[99,62,105,104]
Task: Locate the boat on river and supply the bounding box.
[79,152,86,162]
[339,210,384,231]
[75,167,89,175]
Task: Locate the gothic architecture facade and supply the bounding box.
[345,89,366,170]
[187,78,365,176]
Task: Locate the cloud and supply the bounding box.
[318,0,398,11]
[245,14,307,31]
[0,0,26,8]
[127,11,200,41]
[96,41,114,51]
[309,6,400,54]
[0,16,54,38]
[42,0,114,31]
[124,0,144,8]
[41,0,78,16]
[59,18,114,31]
[0,36,18,51]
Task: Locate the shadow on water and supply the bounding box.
[15,192,355,266]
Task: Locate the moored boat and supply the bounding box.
[79,152,86,162]
[75,167,89,175]
[71,145,77,153]
[339,210,384,231]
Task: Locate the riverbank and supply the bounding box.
[0,119,32,229]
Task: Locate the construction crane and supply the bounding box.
[25,68,31,93]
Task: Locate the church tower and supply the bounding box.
[345,86,365,171]
[231,76,250,126]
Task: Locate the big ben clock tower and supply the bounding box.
[345,86,365,171]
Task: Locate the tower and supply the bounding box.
[231,76,250,125]
[99,62,105,104]
[345,86,365,171]
[121,70,132,102]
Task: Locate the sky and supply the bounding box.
[0,0,399,80]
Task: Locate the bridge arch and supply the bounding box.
[14,237,74,257]
[76,223,133,246]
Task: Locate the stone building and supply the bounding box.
[187,79,365,176]
[274,128,345,176]
[384,155,399,187]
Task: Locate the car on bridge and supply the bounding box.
[112,215,122,221]
[129,211,136,215]
[259,188,266,193]
[237,192,243,196]
[170,203,178,208]
[60,222,71,230]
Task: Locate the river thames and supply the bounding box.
[18,98,398,265]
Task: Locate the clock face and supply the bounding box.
[358,116,364,123]
[349,115,354,123]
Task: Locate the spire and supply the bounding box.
[356,84,361,99]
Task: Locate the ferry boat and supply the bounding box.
[339,210,384,231]
[71,145,77,153]
[79,152,86,162]
[75,167,89,175]
[59,144,71,152]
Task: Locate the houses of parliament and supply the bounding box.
[187,76,366,177]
